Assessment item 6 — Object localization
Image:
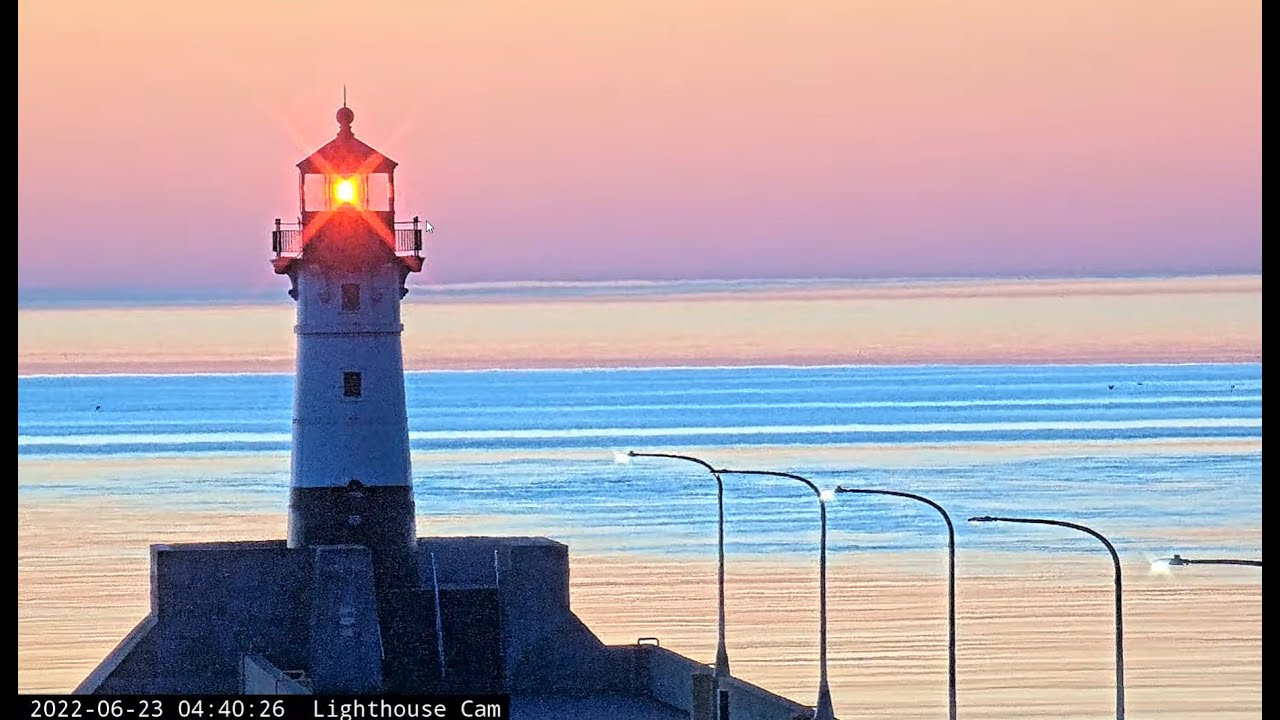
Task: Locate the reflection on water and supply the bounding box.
[17,364,1262,716]
[17,506,1263,718]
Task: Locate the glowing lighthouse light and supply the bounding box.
[334,176,359,205]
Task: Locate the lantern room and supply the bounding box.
[297,106,397,222]
[271,105,428,274]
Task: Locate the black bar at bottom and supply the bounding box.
[19,695,510,720]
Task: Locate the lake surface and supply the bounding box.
[18,363,1262,558]
[17,364,1263,713]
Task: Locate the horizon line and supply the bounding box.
[16,270,1262,309]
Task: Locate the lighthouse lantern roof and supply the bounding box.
[297,106,398,175]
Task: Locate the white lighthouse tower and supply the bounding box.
[272,104,428,589]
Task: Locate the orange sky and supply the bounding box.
[17,1,1261,291]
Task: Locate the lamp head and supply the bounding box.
[612,451,633,465]
[333,176,359,206]
[968,515,998,523]
[1150,554,1191,575]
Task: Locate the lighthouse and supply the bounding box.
[76,103,810,717]
[272,104,428,589]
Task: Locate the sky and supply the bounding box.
[17,1,1261,295]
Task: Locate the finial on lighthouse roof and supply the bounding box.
[337,105,355,129]
[336,86,354,133]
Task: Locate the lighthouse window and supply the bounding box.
[366,173,391,211]
[343,371,363,398]
[303,173,328,211]
[341,283,361,312]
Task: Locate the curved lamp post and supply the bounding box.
[1155,554,1262,569]
[835,487,956,720]
[716,468,835,720]
[968,515,1125,720]
[623,451,732,682]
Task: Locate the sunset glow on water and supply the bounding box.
[19,358,1261,716]
[17,275,1262,375]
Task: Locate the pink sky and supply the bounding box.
[18,1,1260,293]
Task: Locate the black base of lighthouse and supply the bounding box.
[287,484,417,589]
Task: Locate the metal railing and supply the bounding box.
[394,226,424,255]
[271,223,303,256]
[272,216,430,259]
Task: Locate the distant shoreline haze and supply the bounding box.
[16,275,1262,376]
[14,273,1262,309]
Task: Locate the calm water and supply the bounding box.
[17,364,1263,561]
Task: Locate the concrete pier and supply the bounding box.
[76,536,810,719]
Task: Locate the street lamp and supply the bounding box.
[715,468,835,720]
[835,487,956,720]
[621,451,732,682]
[968,515,1125,720]
[1153,554,1262,570]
